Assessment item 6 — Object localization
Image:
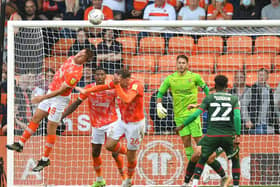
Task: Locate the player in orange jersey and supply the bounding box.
[61,66,127,187]
[6,49,94,172]
[77,69,145,187]
[107,69,145,187]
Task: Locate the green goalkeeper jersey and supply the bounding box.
[158,71,206,118]
[199,91,240,135]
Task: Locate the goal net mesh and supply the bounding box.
[9,23,280,186]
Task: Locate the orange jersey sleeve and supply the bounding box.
[115,84,137,104]
[85,81,115,93]
[79,84,92,100]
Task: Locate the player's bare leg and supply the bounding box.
[184,137,227,185]
[6,109,48,152]
[32,120,58,172]
[122,150,137,187]
[106,138,129,185]
[91,144,106,187]
[112,152,126,180]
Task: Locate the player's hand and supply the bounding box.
[174,125,184,134]
[75,87,87,94]
[113,73,120,85]
[31,95,45,104]
[234,135,240,146]
[187,104,199,110]
[156,103,167,119]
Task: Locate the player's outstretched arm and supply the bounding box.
[84,82,114,94]
[175,109,203,134]
[31,83,71,104]
[115,84,137,104]
[61,99,83,120]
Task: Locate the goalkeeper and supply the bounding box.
[157,55,228,184]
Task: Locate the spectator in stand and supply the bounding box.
[63,0,84,20]
[143,0,176,26]
[229,71,251,134]
[261,0,280,19]
[207,0,233,20]
[10,0,48,20]
[97,29,122,74]
[40,0,66,20]
[178,0,206,31]
[141,0,176,44]
[76,66,94,88]
[126,0,148,19]
[0,65,7,136]
[5,1,19,20]
[32,68,55,98]
[68,29,97,68]
[233,0,260,19]
[275,83,280,133]
[149,77,175,134]
[182,0,209,10]
[102,0,126,20]
[243,68,279,134]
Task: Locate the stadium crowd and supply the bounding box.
[1,0,280,136]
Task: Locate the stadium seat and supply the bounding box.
[203,72,234,89]
[216,54,244,72]
[188,54,215,73]
[88,37,103,47]
[132,72,151,85]
[227,36,252,55]
[157,55,177,72]
[268,72,280,88]
[273,55,280,71]
[254,36,280,55]
[168,36,194,56]
[197,36,223,56]
[52,38,75,56]
[148,73,170,91]
[116,37,137,54]
[129,55,156,72]
[245,54,272,71]
[139,37,165,55]
[44,56,68,72]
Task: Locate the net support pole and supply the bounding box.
[7,20,15,187]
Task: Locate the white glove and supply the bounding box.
[157,103,167,119]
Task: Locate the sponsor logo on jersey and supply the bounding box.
[70,78,77,85]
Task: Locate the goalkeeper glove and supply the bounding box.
[157,103,167,119]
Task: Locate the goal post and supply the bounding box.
[7,20,280,186]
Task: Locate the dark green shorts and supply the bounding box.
[198,135,235,158]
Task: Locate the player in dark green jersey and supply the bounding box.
[176,75,241,187]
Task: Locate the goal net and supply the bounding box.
[7,20,280,186]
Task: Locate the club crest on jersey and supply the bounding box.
[188,79,192,82]
[132,84,138,90]
[70,78,77,85]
